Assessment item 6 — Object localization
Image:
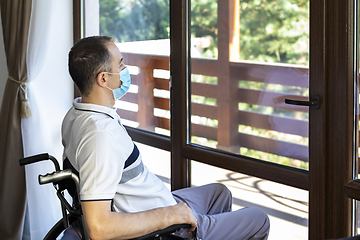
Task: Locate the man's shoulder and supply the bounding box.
[63,107,118,136]
[76,110,118,132]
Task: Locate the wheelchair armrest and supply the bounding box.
[129,223,192,240]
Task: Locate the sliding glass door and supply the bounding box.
[76,0,358,238]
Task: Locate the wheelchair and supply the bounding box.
[19,153,192,240]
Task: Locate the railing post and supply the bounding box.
[137,67,156,131]
[216,0,239,153]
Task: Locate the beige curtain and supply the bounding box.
[0,0,32,239]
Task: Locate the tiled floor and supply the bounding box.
[137,142,309,240]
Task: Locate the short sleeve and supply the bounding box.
[76,129,124,201]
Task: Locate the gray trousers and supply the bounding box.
[62,183,270,240]
[172,183,270,240]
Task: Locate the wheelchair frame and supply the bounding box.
[19,153,192,240]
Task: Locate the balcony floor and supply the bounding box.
[137,142,308,240]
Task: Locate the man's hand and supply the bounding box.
[167,203,197,232]
[81,200,197,240]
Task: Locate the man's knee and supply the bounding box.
[248,207,270,233]
[250,207,270,240]
[250,207,269,222]
[211,183,231,196]
[210,183,232,211]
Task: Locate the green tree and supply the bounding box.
[100,0,309,63]
[190,0,218,58]
[240,0,309,65]
[100,0,169,42]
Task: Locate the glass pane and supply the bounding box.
[99,0,170,136]
[191,161,308,240]
[190,0,310,170]
[136,142,171,190]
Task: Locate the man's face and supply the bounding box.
[106,42,126,90]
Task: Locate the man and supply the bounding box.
[62,35,270,240]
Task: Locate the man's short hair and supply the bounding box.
[68,36,115,96]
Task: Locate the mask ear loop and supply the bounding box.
[105,72,123,88]
[105,85,113,91]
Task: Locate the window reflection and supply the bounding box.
[190,0,310,170]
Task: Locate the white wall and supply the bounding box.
[20,1,74,239]
[0,17,8,110]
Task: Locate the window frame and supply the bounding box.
[74,0,359,238]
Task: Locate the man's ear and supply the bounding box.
[96,72,108,87]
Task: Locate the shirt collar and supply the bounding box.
[73,97,120,120]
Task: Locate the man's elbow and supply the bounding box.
[86,221,108,240]
[86,221,128,240]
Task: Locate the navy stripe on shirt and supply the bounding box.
[64,143,139,176]
[124,143,139,169]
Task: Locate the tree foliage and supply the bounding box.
[190,0,218,58]
[240,0,309,65]
[99,0,309,63]
[100,0,169,42]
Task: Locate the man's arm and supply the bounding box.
[82,200,197,240]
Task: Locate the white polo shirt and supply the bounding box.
[61,98,176,213]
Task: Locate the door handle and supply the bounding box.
[285,95,320,110]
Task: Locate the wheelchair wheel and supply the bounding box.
[43,218,67,240]
[43,214,81,240]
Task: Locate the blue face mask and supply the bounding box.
[105,67,131,100]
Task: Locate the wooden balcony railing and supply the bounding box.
[120,52,310,166]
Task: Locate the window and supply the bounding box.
[189,0,310,171]
[76,0,358,238]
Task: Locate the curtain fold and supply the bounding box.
[0,0,32,239]
[22,1,62,239]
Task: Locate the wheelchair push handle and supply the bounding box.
[39,168,80,187]
[19,153,60,171]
